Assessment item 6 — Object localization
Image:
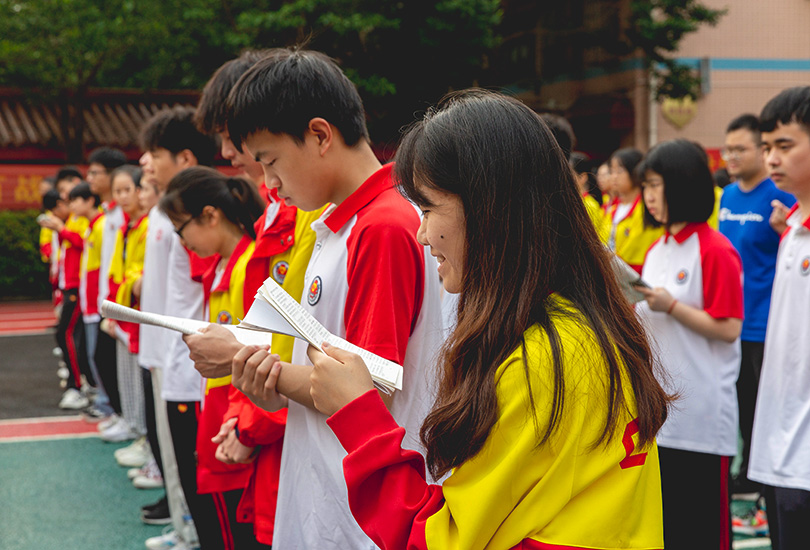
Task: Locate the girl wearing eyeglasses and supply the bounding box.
[159,166,268,548]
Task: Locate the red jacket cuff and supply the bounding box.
[327,389,401,453]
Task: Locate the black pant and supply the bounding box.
[735,340,765,493]
[142,368,164,477]
[659,447,731,550]
[762,485,810,550]
[55,289,92,390]
[166,401,264,550]
[94,324,121,414]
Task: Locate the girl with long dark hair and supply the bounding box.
[305,90,671,549]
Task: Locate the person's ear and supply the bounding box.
[200,204,218,225]
[307,118,333,156]
[175,149,198,169]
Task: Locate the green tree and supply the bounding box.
[0,0,502,158]
[627,0,726,100]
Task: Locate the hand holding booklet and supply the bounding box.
[101,277,404,394]
[608,252,651,304]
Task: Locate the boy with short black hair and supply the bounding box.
[137,106,224,549]
[748,86,810,550]
[719,113,796,503]
[223,48,443,549]
[39,185,94,410]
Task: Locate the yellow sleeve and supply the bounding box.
[707,186,723,230]
[115,219,149,308]
[269,206,325,363]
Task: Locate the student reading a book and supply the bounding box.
[160,166,268,549]
[212,48,444,549]
[286,89,670,550]
[189,49,325,548]
[635,139,743,550]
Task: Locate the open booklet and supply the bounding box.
[609,251,650,304]
[101,277,403,394]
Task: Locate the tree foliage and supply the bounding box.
[627,0,726,100]
[0,0,501,158]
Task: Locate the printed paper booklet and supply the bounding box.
[101,277,403,393]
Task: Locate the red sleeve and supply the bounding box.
[58,229,84,249]
[40,242,52,262]
[226,387,287,448]
[699,229,744,320]
[327,390,442,550]
[344,215,424,365]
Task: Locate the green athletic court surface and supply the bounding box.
[0,435,165,550]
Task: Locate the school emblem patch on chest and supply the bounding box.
[801,257,810,276]
[217,311,232,325]
[272,261,289,284]
[675,269,689,284]
[307,276,322,306]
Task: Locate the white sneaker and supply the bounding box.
[115,436,150,467]
[98,414,120,432]
[100,418,136,443]
[127,466,143,480]
[133,459,164,489]
[59,388,90,410]
[145,528,194,550]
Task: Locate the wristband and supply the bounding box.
[667,299,678,315]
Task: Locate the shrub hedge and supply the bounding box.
[0,209,51,300]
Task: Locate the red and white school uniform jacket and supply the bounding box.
[138,206,175,371]
[272,163,444,550]
[161,233,213,402]
[636,222,743,456]
[196,235,256,495]
[749,205,810,491]
[98,202,125,312]
[226,193,322,544]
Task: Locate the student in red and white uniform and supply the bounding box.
[160,166,267,549]
[136,106,220,550]
[748,87,810,550]
[202,49,444,549]
[183,50,324,548]
[606,148,664,273]
[86,148,129,430]
[38,187,93,410]
[634,139,743,550]
[296,90,671,550]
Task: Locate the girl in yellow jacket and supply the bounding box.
[291,90,671,550]
[106,165,149,442]
[606,148,664,274]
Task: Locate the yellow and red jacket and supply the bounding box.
[583,193,609,241]
[327,295,664,550]
[108,214,148,353]
[80,213,104,320]
[606,195,664,274]
[197,235,257,495]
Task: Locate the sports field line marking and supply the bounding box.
[0,433,100,444]
[0,415,82,425]
[0,329,56,338]
[733,537,771,549]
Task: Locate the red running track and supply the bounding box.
[0,301,57,336]
[0,416,99,442]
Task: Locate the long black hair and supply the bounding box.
[395,89,669,478]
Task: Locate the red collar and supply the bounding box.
[611,193,641,221]
[666,222,703,244]
[203,234,253,295]
[252,200,298,259]
[787,203,810,231]
[324,163,394,233]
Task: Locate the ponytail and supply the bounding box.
[159,166,265,238]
